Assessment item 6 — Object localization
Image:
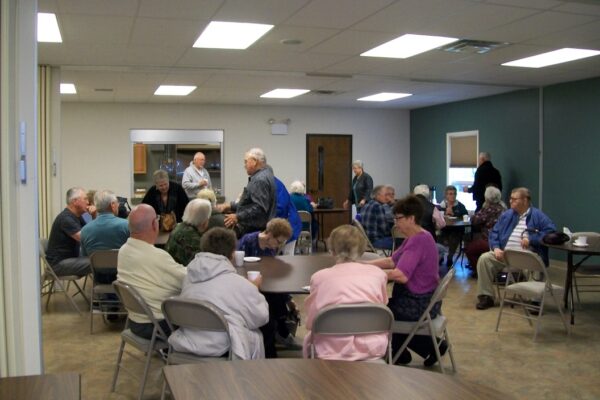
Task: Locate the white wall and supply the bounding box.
[60,103,410,207]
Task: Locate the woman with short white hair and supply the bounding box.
[343,160,373,212]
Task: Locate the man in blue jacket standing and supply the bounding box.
[475,187,555,310]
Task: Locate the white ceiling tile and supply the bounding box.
[129,17,205,47]
[483,0,562,10]
[251,26,340,53]
[60,14,134,45]
[285,0,395,29]
[524,20,600,47]
[213,0,310,24]
[123,45,188,67]
[38,0,60,13]
[138,0,223,20]
[56,0,139,16]
[553,1,600,16]
[307,30,397,56]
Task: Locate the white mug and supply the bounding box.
[575,236,588,245]
[234,251,245,267]
[247,270,260,281]
[463,215,469,223]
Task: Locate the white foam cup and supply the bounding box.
[247,271,260,281]
[234,251,245,267]
[463,215,469,222]
[575,236,587,245]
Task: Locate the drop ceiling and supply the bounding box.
[38,0,600,109]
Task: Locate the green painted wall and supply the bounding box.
[411,89,541,204]
[543,77,600,233]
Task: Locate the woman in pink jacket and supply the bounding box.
[303,225,389,361]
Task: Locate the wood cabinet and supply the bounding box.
[133,143,147,174]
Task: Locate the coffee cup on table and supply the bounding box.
[234,251,245,267]
[247,270,260,281]
[463,215,469,223]
[574,236,587,246]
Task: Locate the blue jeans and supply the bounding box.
[372,237,393,250]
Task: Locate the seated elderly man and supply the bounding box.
[361,185,394,250]
[476,187,555,310]
[46,187,94,278]
[81,189,130,283]
[117,204,186,339]
[165,199,212,265]
[382,185,396,225]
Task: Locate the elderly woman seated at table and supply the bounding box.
[289,180,318,238]
[197,188,226,229]
[303,224,388,361]
[464,186,506,273]
[439,185,468,268]
[168,227,269,360]
[368,195,445,367]
[165,199,212,266]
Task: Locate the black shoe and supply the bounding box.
[424,341,448,367]
[476,295,495,310]
[394,349,412,365]
[525,301,542,315]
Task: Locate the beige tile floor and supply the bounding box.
[43,259,600,400]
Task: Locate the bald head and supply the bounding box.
[128,204,158,242]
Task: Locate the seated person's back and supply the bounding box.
[168,228,269,359]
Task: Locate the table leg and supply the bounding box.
[564,252,574,325]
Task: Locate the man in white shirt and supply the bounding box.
[117,204,186,338]
[476,187,555,310]
[182,152,211,199]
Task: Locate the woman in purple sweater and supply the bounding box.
[368,195,445,367]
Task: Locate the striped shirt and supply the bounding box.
[505,208,530,250]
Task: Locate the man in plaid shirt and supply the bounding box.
[361,185,394,250]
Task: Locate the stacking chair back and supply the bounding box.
[309,303,394,363]
[571,232,600,303]
[39,238,86,315]
[392,268,457,374]
[351,219,384,255]
[111,281,169,400]
[297,211,313,254]
[496,249,569,341]
[89,250,126,333]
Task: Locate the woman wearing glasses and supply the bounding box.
[368,195,446,367]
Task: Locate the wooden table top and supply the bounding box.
[313,207,347,214]
[0,372,80,400]
[163,359,507,400]
[242,254,382,294]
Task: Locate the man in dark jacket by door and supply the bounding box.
[467,152,502,211]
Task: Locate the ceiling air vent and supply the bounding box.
[94,88,114,92]
[310,90,340,95]
[439,39,510,54]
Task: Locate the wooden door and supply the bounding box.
[306,135,352,240]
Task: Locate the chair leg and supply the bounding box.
[56,278,82,315]
[532,295,545,341]
[111,339,126,392]
[45,281,54,311]
[138,335,158,400]
[550,288,570,335]
[444,329,457,372]
[426,325,445,374]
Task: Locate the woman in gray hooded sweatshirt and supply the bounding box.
[168,227,269,359]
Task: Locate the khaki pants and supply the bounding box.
[476,251,506,298]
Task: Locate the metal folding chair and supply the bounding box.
[351,219,390,256]
[496,249,569,341]
[111,281,169,400]
[309,302,394,363]
[392,268,457,374]
[297,210,313,254]
[89,250,127,333]
[39,238,88,315]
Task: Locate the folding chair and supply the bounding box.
[495,249,570,341]
[39,238,87,315]
[111,281,169,400]
[391,226,405,253]
[308,303,394,364]
[160,298,234,400]
[89,250,127,333]
[392,268,457,374]
[351,219,390,256]
[571,232,600,304]
[297,210,313,254]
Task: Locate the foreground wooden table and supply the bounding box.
[164,359,506,400]
[0,372,80,400]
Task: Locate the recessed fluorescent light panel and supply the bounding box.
[37,13,62,43]
[361,34,458,59]
[154,85,197,96]
[358,92,412,102]
[260,89,310,99]
[60,83,77,94]
[193,21,274,50]
[502,48,600,68]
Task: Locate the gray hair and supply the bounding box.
[66,187,85,204]
[371,185,385,199]
[512,187,531,202]
[94,190,117,212]
[182,199,212,227]
[153,169,169,183]
[289,180,306,195]
[197,188,217,206]
[413,184,430,198]
[479,152,491,161]
[246,148,266,164]
[351,160,364,169]
[327,225,366,263]
[484,186,502,204]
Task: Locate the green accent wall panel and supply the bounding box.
[410,89,540,203]
[543,77,600,232]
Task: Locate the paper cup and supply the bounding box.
[247,271,260,281]
[575,236,587,245]
[463,215,469,222]
[234,251,245,267]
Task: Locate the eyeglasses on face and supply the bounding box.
[394,215,406,221]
